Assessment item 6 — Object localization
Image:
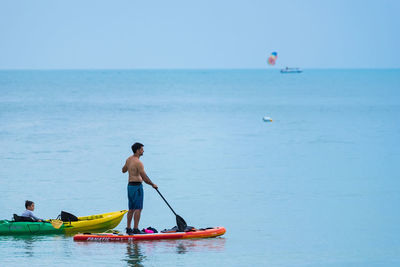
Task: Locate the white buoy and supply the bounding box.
[263,116,272,122]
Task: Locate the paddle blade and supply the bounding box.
[176,215,187,232]
[50,219,63,229]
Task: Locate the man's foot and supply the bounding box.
[133,228,145,234]
[126,228,133,235]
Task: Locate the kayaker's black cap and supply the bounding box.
[131,143,144,154]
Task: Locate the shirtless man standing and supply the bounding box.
[122,142,158,234]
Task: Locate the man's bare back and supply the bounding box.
[122,156,144,183]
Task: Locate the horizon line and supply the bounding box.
[0,67,399,71]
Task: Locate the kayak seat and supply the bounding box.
[13,214,35,222]
[58,211,78,222]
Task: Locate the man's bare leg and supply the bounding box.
[133,209,142,229]
[127,209,134,229]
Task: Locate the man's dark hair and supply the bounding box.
[131,142,144,154]
[25,200,34,209]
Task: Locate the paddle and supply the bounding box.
[47,219,63,229]
[155,188,187,232]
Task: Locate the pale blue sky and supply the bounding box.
[0,0,399,69]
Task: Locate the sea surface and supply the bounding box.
[0,69,399,266]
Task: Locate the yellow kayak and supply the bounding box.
[63,210,127,234]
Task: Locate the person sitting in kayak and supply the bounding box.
[21,200,43,222]
[122,142,158,235]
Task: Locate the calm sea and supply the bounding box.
[0,69,399,266]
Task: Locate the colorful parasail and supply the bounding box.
[267,51,278,66]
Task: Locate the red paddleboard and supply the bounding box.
[73,227,226,242]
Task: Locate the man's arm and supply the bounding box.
[26,210,42,222]
[31,214,43,222]
[122,160,128,173]
[139,162,158,189]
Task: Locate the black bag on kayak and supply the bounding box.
[59,211,78,222]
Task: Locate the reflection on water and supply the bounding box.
[0,235,69,260]
[3,235,46,258]
[22,237,35,257]
[14,236,41,257]
[123,237,226,265]
[124,242,146,267]
[17,236,37,257]
[166,238,227,254]
[176,243,187,254]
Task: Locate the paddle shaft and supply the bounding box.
[155,189,178,216]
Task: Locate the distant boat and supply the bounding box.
[280,67,303,73]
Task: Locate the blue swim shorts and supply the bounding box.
[127,183,144,210]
